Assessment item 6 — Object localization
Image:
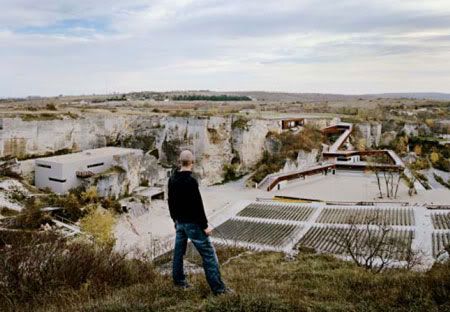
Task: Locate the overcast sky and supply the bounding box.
[1,0,450,97]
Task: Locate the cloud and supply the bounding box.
[1,0,450,97]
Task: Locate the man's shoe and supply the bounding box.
[213,287,235,296]
[174,282,191,290]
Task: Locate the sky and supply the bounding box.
[1,0,450,97]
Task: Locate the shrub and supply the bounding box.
[101,197,122,214]
[59,193,84,221]
[222,163,240,183]
[251,151,285,183]
[232,117,249,130]
[0,167,23,180]
[12,198,52,229]
[81,186,99,204]
[0,233,156,310]
[426,262,450,305]
[250,127,324,183]
[45,103,57,111]
[207,128,222,144]
[80,207,116,246]
[0,207,19,217]
[410,158,430,170]
[433,157,450,172]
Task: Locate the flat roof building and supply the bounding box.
[35,147,142,194]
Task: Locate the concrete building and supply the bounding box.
[35,147,142,194]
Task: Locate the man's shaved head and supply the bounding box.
[180,150,194,167]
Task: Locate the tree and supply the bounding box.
[395,136,409,155]
[367,156,402,199]
[331,213,419,273]
[357,138,367,151]
[430,151,440,164]
[413,145,422,156]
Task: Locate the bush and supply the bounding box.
[101,197,122,214]
[81,186,99,204]
[232,117,249,130]
[410,158,430,170]
[0,233,156,311]
[433,157,450,172]
[253,150,284,180]
[34,190,86,223]
[80,207,116,246]
[12,198,53,229]
[59,193,84,221]
[222,164,241,183]
[0,167,23,180]
[426,262,450,305]
[45,103,57,110]
[250,127,324,183]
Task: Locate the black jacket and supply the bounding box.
[168,170,208,229]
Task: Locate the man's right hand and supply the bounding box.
[204,225,214,236]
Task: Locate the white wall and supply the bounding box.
[35,152,129,194]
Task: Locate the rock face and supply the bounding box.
[1,115,286,185]
[356,123,382,148]
[402,124,419,137]
[381,131,397,147]
[91,150,143,198]
[0,116,134,158]
[283,149,319,172]
[232,118,281,169]
[157,116,234,185]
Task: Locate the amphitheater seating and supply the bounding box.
[296,226,414,260]
[317,207,415,226]
[211,219,302,247]
[432,232,450,257]
[431,213,450,230]
[237,202,315,222]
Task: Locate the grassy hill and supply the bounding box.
[1,232,450,312]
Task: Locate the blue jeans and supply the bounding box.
[172,222,226,294]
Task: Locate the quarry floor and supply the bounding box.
[114,171,450,257]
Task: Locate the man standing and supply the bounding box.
[168,150,228,295]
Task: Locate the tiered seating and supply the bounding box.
[237,202,315,222]
[296,226,414,259]
[431,213,450,230]
[211,219,301,247]
[317,207,414,226]
[432,232,450,257]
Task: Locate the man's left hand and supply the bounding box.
[204,226,214,236]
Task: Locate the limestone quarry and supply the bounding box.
[1,93,449,270]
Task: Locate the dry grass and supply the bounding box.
[1,233,449,312]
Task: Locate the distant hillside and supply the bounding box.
[3,90,450,103]
[362,92,450,101]
[229,91,450,102]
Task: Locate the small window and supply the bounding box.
[49,177,66,183]
[87,162,104,168]
[37,164,51,169]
